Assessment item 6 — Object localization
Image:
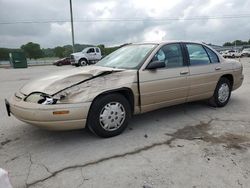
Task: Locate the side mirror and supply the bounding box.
[146,61,165,70]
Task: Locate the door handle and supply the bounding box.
[180,70,189,75]
[215,67,221,70]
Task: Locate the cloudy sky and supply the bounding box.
[0,0,250,48]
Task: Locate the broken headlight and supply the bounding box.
[24,93,58,105]
[24,85,81,105]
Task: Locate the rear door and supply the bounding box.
[184,43,222,102]
[139,43,189,112]
[95,48,102,60]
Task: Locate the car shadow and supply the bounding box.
[15,100,210,143]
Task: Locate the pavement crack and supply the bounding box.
[214,118,250,124]
[26,138,176,187]
[5,153,26,164]
[237,179,243,188]
[37,162,52,175]
[77,168,89,188]
[27,119,250,187]
[25,153,33,188]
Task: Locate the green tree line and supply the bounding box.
[0,42,127,61]
[223,39,250,47]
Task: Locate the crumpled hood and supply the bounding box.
[20,66,123,95]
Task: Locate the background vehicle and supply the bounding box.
[222,50,241,58]
[70,47,102,66]
[241,48,250,57]
[6,42,244,138]
[53,57,71,66]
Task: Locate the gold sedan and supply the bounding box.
[5,41,244,137]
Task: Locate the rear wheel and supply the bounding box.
[209,77,231,107]
[87,93,131,138]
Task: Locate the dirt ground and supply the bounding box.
[0,58,250,188]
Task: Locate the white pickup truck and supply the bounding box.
[70,47,102,66]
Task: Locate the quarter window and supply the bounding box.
[186,44,210,66]
[96,48,100,53]
[152,44,184,68]
[204,46,219,63]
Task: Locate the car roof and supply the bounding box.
[132,40,206,46]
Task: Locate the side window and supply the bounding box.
[152,44,183,68]
[87,48,94,53]
[186,44,210,66]
[204,46,219,63]
[96,48,100,53]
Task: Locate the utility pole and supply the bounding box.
[69,0,75,53]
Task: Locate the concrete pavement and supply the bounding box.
[0,59,250,188]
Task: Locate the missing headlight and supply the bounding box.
[39,96,57,105]
[24,92,57,105]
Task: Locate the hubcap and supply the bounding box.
[99,102,126,131]
[218,83,230,103]
[80,60,87,66]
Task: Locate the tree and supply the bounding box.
[21,42,43,59]
[54,46,65,58]
[223,42,232,47]
[97,44,105,55]
[0,48,10,60]
[63,48,73,57]
[42,48,54,57]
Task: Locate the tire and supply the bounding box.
[209,77,232,107]
[79,59,88,66]
[87,93,131,138]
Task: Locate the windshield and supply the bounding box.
[82,48,89,53]
[96,44,156,69]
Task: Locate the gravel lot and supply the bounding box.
[1,58,250,188]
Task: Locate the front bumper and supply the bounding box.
[5,99,11,116]
[70,59,77,65]
[6,95,91,130]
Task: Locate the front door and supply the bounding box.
[139,43,189,113]
[86,48,96,60]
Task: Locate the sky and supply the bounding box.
[0,0,250,48]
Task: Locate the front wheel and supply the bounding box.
[87,94,131,138]
[209,77,231,107]
[79,59,88,66]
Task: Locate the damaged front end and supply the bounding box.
[20,68,124,105]
[6,66,138,130]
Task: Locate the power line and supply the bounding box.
[1,14,250,25]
